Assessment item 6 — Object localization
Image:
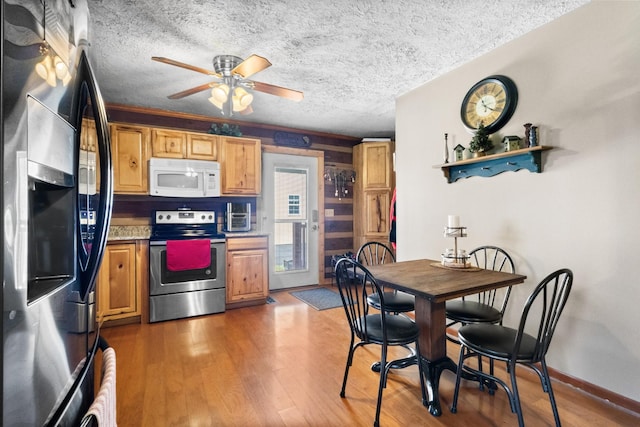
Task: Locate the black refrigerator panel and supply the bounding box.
[2,0,113,425]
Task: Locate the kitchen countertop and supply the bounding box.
[223,231,268,238]
[106,226,267,241]
[107,225,151,241]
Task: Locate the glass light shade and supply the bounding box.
[35,55,51,79]
[35,55,58,87]
[211,84,229,103]
[231,99,245,112]
[208,96,224,110]
[53,56,69,80]
[61,71,71,86]
[234,87,253,108]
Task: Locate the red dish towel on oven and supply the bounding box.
[166,239,211,271]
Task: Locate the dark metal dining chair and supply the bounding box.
[357,241,417,371]
[446,246,515,341]
[450,268,573,427]
[334,257,426,427]
[357,241,415,314]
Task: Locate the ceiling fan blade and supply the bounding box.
[250,81,304,101]
[152,56,221,78]
[167,81,217,99]
[232,54,271,79]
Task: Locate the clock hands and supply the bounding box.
[480,99,494,112]
[479,98,503,113]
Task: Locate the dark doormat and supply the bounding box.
[290,288,343,311]
[266,296,277,304]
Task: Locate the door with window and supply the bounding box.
[260,152,319,289]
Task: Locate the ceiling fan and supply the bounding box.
[151,54,303,116]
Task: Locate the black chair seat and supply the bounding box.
[359,314,420,345]
[458,323,538,361]
[367,291,415,313]
[446,300,502,324]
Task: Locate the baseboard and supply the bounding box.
[547,367,640,415]
[446,327,640,415]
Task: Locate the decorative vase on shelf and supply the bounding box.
[523,123,532,144]
[472,151,486,158]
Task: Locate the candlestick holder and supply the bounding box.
[442,226,470,268]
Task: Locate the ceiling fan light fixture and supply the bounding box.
[232,86,253,111]
[211,84,229,103]
[54,56,69,80]
[35,54,51,81]
[208,96,224,110]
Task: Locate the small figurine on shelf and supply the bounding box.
[503,136,521,152]
[454,144,465,161]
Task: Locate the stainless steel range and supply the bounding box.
[149,209,226,322]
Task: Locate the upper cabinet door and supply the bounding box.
[186,133,218,160]
[111,124,150,194]
[219,136,261,195]
[151,128,186,158]
[359,142,393,190]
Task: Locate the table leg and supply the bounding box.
[414,297,455,416]
[420,355,458,415]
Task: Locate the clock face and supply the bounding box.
[461,75,518,134]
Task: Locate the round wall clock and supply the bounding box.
[460,75,518,134]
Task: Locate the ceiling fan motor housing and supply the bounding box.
[213,55,243,77]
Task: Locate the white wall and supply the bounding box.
[395,1,640,401]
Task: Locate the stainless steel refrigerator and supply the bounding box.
[2,0,113,424]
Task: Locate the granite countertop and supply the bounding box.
[107,226,267,241]
[223,231,268,238]
[107,225,151,241]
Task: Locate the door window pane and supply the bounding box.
[274,168,308,272]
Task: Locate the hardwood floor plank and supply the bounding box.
[101,287,640,426]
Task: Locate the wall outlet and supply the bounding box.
[325,209,334,217]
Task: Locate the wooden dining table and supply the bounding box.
[366,258,527,417]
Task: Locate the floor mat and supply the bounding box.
[290,288,343,311]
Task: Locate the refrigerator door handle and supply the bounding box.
[75,50,114,300]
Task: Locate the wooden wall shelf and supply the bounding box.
[435,146,553,183]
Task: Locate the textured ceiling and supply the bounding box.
[88,0,589,138]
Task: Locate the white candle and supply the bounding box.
[448,215,460,228]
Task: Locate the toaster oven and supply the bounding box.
[224,202,251,232]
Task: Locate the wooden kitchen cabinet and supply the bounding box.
[97,240,148,325]
[219,136,261,195]
[353,141,395,250]
[151,128,185,158]
[111,124,150,194]
[151,128,219,161]
[186,132,218,160]
[226,236,269,308]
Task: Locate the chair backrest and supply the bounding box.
[357,241,396,266]
[513,268,573,363]
[467,245,516,315]
[334,257,387,343]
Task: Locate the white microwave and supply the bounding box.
[149,158,221,198]
[78,150,97,195]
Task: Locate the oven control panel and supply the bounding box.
[154,210,216,225]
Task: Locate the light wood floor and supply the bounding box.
[99,287,639,426]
